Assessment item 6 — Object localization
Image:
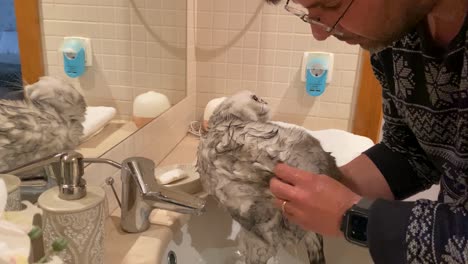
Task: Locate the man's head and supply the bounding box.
[267,0,437,52]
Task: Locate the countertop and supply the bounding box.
[158,134,199,167]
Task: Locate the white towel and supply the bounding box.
[272,122,375,166]
[81,106,116,142]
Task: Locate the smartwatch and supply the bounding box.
[340,197,374,247]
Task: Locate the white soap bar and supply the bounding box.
[155,168,188,185]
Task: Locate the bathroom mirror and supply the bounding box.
[0,0,188,202]
[1,0,187,160]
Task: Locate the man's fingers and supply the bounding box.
[270,177,298,202]
[274,163,312,185]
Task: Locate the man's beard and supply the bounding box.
[359,23,420,53]
[334,34,396,53]
[359,39,397,53]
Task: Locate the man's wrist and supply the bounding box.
[338,155,395,200]
[338,165,363,196]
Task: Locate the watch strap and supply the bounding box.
[356,197,374,210]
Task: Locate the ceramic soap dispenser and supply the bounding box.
[37,152,106,264]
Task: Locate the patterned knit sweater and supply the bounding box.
[363,16,468,263]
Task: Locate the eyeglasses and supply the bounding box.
[284,0,355,37]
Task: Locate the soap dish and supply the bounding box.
[154,164,202,194]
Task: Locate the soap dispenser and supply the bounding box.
[37,152,106,264]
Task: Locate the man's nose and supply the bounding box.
[306,8,333,41]
[311,25,332,41]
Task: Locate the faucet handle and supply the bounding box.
[146,186,206,214]
[122,157,157,195]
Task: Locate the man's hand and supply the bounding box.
[270,163,361,236]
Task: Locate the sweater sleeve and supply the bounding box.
[363,54,441,200]
[368,198,468,264]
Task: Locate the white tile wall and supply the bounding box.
[39,0,188,120]
[194,0,361,131]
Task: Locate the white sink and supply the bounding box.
[160,196,372,264]
[156,129,377,264]
[157,184,440,264]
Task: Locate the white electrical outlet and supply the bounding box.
[63,37,92,66]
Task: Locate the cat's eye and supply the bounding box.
[251,95,260,102]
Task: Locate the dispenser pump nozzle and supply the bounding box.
[55,151,87,200]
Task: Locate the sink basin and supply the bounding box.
[160,196,372,264]
[156,184,442,264]
[106,195,373,264]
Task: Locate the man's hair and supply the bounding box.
[265,0,281,4]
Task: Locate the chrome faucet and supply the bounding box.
[119,157,206,233]
[2,151,206,233]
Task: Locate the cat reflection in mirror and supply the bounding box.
[0,76,86,171]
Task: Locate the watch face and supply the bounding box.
[347,213,368,245]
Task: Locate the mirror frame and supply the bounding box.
[14,0,44,85]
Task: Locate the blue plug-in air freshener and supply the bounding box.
[61,38,88,78]
[306,58,328,96]
[301,52,334,97]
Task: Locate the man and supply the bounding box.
[266,0,468,263]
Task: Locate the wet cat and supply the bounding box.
[0,76,86,171]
